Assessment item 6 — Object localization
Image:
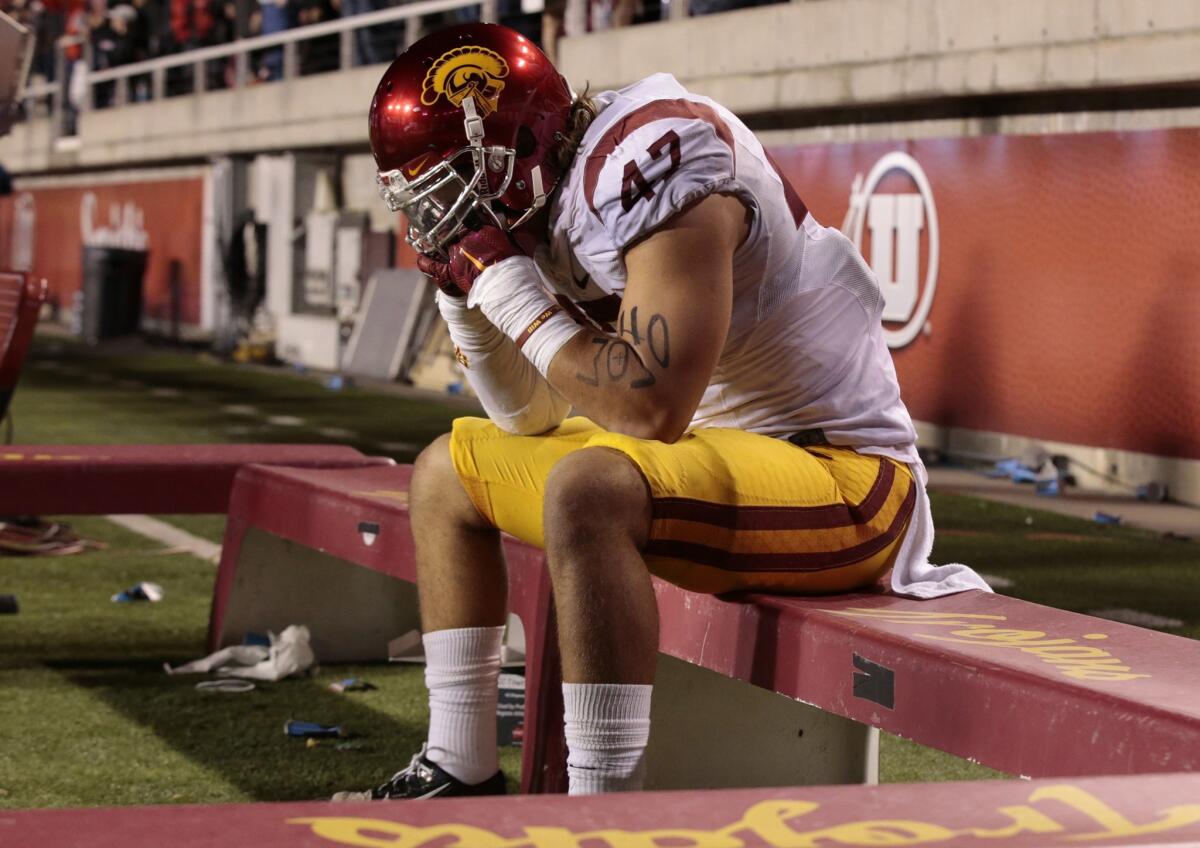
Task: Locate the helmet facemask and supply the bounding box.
[375,96,549,259]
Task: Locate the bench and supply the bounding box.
[0,271,48,433]
[0,444,393,516]
[8,770,1200,847]
[209,463,1200,795]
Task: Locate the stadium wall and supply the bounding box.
[1,0,1196,501]
[0,167,215,334]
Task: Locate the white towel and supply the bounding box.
[890,462,993,599]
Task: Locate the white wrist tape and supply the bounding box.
[466,255,581,377]
[437,290,571,436]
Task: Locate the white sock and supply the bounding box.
[562,682,653,795]
[423,625,505,785]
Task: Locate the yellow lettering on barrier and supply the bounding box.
[1,453,93,462]
[825,609,1149,682]
[288,788,1200,848]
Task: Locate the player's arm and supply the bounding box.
[436,290,570,435]
[544,193,741,442]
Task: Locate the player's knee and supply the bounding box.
[543,448,650,550]
[411,432,457,511]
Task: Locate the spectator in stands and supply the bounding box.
[204,0,237,88]
[256,0,287,80]
[89,4,130,107]
[295,0,338,74]
[58,0,87,131]
[338,0,380,66]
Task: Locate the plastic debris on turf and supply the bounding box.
[164,625,316,681]
[328,678,377,693]
[0,594,18,614]
[1093,511,1123,526]
[286,720,347,739]
[111,581,164,602]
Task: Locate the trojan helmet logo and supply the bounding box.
[421,46,509,117]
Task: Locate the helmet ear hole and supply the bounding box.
[516,126,537,158]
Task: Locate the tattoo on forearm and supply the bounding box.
[576,308,670,390]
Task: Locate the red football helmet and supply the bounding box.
[368,23,573,257]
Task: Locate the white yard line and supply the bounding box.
[1088,608,1183,630]
[979,573,1015,589]
[106,515,221,564]
[266,415,305,427]
[317,427,358,439]
[376,441,424,454]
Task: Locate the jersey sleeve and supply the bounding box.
[584,104,739,253]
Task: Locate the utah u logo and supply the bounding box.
[843,152,939,349]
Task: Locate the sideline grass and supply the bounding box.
[3,337,1196,806]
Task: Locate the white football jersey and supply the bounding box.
[538,73,919,461]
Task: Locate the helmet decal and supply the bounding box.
[421,46,510,117]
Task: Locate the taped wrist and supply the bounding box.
[466,255,580,377]
[436,289,504,353]
[437,290,571,436]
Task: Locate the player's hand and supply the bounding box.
[421,226,535,297]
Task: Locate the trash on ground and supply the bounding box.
[329,678,377,693]
[1093,511,1123,526]
[285,720,346,739]
[165,645,269,675]
[165,624,315,681]
[111,581,164,603]
[0,519,104,557]
[0,595,18,615]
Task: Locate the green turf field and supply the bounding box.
[2,337,1196,807]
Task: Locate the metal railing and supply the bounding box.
[18,0,494,139]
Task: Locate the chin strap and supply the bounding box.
[462,95,550,231]
[462,96,485,147]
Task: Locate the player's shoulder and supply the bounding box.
[566,74,741,251]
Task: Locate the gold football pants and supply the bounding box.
[449,417,915,595]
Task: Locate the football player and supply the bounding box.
[336,22,988,800]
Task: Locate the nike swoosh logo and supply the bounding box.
[405,155,432,178]
[572,270,590,290]
[416,783,453,799]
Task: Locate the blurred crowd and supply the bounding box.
[3,0,779,112]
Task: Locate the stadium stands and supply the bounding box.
[7,771,1200,847]
[209,464,1200,794]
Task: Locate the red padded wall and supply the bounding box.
[0,177,206,327]
[770,129,1200,461]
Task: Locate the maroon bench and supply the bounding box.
[8,771,1200,847]
[0,444,393,516]
[0,271,48,431]
[209,463,1200,794]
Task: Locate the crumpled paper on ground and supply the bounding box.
[164,625,316,681]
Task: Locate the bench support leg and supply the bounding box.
[213,528,423,662]
[644,654,877,789]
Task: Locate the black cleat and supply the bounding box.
[331,745,506,801]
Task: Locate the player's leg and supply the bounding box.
[543,447,657,684]
[410,431,507,633]
[333,431,511,800]
[542,447,658,796]
[409,432,509,788]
